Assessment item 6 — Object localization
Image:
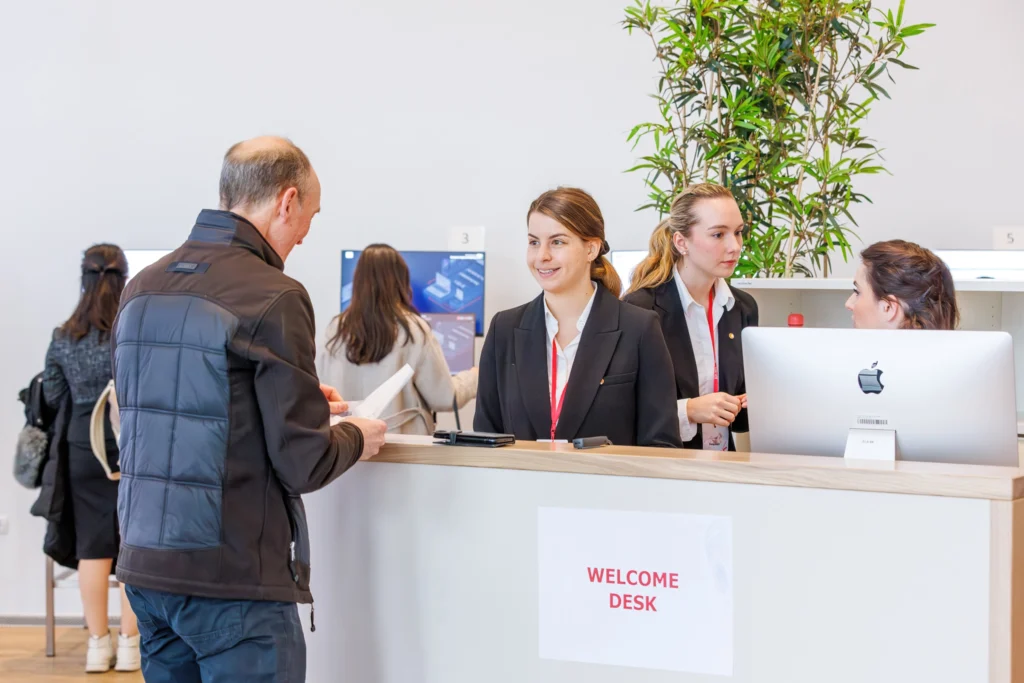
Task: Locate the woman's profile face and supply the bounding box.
[673,197,744,279]
[846,262,903,329]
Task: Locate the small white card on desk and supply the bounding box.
[844,428,896,461]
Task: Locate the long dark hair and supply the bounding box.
[861,240,959,330]
[60,244,128,342]
[527,187,622,297]
[327,244,421,364]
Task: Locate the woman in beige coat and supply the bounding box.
[319,244,477,435]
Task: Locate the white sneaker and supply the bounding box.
[85,633,114,673]
[114,632,142,672]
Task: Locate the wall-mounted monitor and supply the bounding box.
[609,250,647,292]
[123,249,172,281]
[421,313,476,373]
[340,250,486,335]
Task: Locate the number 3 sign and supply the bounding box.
[448,226,486,251]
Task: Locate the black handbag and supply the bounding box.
[13,372,55,489]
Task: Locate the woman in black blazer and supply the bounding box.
[474,187,681,448]
[623,183,758,452]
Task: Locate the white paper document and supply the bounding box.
[537,507,733,676]
[383,433,436,445]
[328,364,414,425]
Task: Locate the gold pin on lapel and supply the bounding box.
[599,379,605,385]
[728,332,735,339]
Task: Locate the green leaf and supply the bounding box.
[900,23,935,37]
[888,57,918,70]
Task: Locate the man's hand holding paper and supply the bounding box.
[319,383,349,414]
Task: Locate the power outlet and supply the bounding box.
[0,516,8,535]
[992,226,1024,250]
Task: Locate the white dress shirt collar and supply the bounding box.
[673,267,735,315]
[544,282,598,348]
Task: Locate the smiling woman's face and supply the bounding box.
[527,211,596,295]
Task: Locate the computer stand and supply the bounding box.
[844,428,896,461]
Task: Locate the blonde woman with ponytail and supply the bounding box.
[624,183,759,452]
[474,187,681,448]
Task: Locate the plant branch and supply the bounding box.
[783,7,833,277]
[646,25,688,189]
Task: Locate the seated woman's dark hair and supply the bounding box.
[327,244,420,364]
[860,240,959,330]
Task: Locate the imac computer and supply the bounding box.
[743,327,1018,467]
[124,249,172,281]
[420,313,476,373]
[341,250,486,335]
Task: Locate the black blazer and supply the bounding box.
[474,284,682,448]
[624,280,758,450]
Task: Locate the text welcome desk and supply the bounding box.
[305,442,1024,683]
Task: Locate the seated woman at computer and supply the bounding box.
[474,187,681,447]
[319,244,477,435]
[623,183,758,452]
[846,240,960,330]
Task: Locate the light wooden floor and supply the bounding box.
[0,627,143,682]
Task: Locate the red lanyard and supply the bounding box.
[550,338,569,440]
[705,289,718,393]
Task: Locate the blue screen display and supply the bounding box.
[340,250,486,335]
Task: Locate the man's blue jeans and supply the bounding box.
[125,585,306,682]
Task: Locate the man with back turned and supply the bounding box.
[111,136,386,682]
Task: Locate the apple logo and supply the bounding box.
[858,361,884,394]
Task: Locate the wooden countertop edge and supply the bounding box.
[370,442,1024,501]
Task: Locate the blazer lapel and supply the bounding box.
[654,281,699,400]
[513,294,552,438]
[717,302,743,396]
[555,286,622,440]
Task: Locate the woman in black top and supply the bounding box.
[474,187,681,447]
[624,183,758,452]
[43,244,140,672]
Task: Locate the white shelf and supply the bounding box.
[731,278,1024,293]
[731,278,851,291]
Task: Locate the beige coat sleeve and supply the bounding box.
[410,317,478,412]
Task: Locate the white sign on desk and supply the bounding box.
[537,507,733,675]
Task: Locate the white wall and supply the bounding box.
[0,0,1020,618]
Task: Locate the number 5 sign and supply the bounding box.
[992,226,1024,250]
[448,226,485,251]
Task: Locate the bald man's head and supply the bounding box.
[218,136,322,262]
[219,136,314,212]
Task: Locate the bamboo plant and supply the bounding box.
[623,0,933,277]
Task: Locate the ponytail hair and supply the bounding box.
[60,243,128,342]
[590,243,622,299]
[860,240,960,330]
[527,187,622,297]
[628,182,735,293]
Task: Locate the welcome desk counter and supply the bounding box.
[304,441,1024,683]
